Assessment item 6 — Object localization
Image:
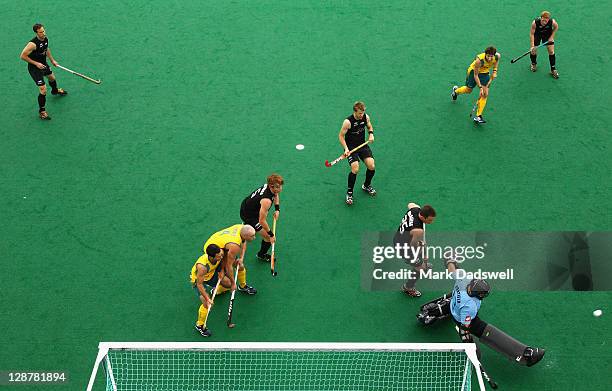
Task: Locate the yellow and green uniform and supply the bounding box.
[192,224,250,327]
[190,254,220,285]
[202,224,243,253]
[455,52,500,117]
[464,53,499,89]
[190,224,243,285]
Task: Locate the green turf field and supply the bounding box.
[1,1,611,390]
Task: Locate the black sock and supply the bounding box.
[38,94,46,111]
[364,169,375,187]
[549,54,556,70]
[530,54,537,64]
[347,172,357,193]
[258,240,271,256]
[49,80,58,93]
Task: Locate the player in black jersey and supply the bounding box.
[20,24,68,120]
[529,11,559,78]
[240,174,283,262]
[394,202,436,298]
[339,101,376,205]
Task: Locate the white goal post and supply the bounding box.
[86,342,485,391]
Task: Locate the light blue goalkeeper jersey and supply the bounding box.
[450,271,481,326]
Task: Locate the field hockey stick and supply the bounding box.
[270,217,278,277]
[469,98,479,118]
[478,363,498,389]
[227,243,247,328]
[56,64,101,84]
[325,140,370,167]
[510,41,551,63]
[202,278,222,329]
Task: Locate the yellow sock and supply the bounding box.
[197,304,208,326]
[456,86,471,94]
[238,268,247,287]
[477,96,488,116]
[216,285,229,294]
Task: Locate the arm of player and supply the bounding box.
[20,42,45,69]
[273,193,280,220]
[407,202,420,209]
[339,119,351,156]
[472,59,482,88]
[366,114,374,143]
[259,199,275,243]
[46,48,59,66]
[487,53,500,87]
[550,19,558,43]
[530,21,537,52]
[195,264,213,307]
[224,244,240,291]
[410,228,427,262]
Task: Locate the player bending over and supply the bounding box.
[530,10,560,78]
[395,202,436,297]
[240,174,283,262]
[190,224,257,337]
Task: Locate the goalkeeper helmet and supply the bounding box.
[467,279,491,299]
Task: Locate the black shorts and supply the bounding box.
[28,64,52,86]
[347,145,373,165]
[534,34,551,45]
[240,200,263,231]
[393,230,419,265]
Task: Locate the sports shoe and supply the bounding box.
[550,69,559,79]
[195,324,212,337]
[39,110,51,120]
[361,184,377,196]
[473,115,486,124]
[451,85,458,101]
[238,284,257,295]
[524,347,545,367]
[346,192,353,205]
[256,253,271,262]
[530,63,537,72]
[51,88,68,96]
[402,284,422,297]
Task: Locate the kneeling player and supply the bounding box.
[417,259,545,367]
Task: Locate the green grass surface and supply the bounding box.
[1,1,610,390]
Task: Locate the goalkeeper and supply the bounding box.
[190,224,257,337]
[417,259,545,367]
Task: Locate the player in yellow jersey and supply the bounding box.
[451,46,500,124]
[190,224,256,337]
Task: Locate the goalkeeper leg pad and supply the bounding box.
[480,324,544,366]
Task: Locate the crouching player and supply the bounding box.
[417,259,545,367]
[190,224,257,337]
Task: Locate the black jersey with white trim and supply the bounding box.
[534,17,553,37]
[344,114,368,148]
[28,36,48,63]
[241,184,275,216]
[397,207,424,235]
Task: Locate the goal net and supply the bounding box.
[87,342,485,391]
